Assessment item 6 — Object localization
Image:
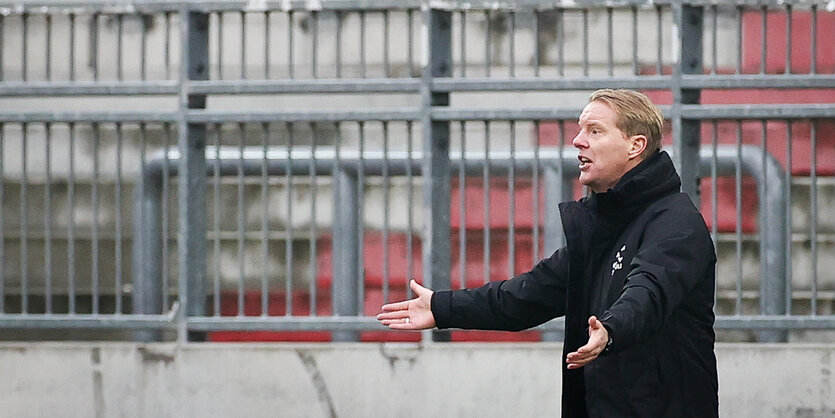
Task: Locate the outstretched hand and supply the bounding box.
[565,316,609,369]
[376,279,436,330]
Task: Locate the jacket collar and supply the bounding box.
[591,150,681,222]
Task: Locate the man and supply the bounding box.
[377,89,718,417]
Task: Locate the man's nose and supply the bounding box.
[572,133,587,149]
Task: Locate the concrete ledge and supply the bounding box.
[0,342,832,417]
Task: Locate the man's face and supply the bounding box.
[573,100,637,193]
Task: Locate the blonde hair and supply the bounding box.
[588,89,664,160]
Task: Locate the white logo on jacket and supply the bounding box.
[611,245,626,276]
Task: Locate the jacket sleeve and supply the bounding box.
[599,207,716,352]
[431,247,569,331]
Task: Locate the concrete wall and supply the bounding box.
[0,342,833,418]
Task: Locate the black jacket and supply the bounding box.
[431,151,718,417]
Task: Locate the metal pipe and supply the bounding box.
[135,144,787,337]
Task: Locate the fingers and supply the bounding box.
[377,313,417,329]
[409,279,429,296]
[565,345,601,369]
[566,316,608,369]
[380,300,411,312]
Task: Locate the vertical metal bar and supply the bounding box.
[91,13,98,81]
[308,121,318,315]
[675,4,703,204]
[0,124,4,312]
[382,121,391,303]
[533,11,539,77]
[20,124,29,313]
[482,121,490,285]
[45,14,52,80]
[406,120,415,296]
[335,11,342,78]
[532,121,540,261]
[240,11,246,80]
[508,121,516,276]
[558,9,565,76]
[384,11,390,78]
[736,6,743,74]
[810,5,817,74]
[0,15,4,81]
[288,11,294,79]
[760,120,769,318]
[423,8,452,342]
[311,11,318,79]
[261,123,269,317]
[408,9,415,77]
[213,124,221,316]
[165,12,171,79]
[656,6,663,75]
[68,123,76,313]
[265,11,270,78]
[582,9,589,76]
[509,11,515,77]
[607,8,614,76]
[460,11,466,78]
[785,5,792,74]
[485,10,491,77]
[785,120,792,315]
[69,13,75,81]
[22,13,28,81]
[711,5,718,75]
[162,124,172,311]
[117,14,124,81]
[133,122,160,340]
[136,122,146,319]
[332,121,359,341]
[631,7,639,75]
[91,123,99,314]
[286,123,294,315]
[760,6,767,74]
[357,121,366,314]
[237,123,246,316]
[115,123,123,313]
[217,12,224,80]
[810,121,818,315]
[360,11,367,78]
[458,121,466,290]
[734,121,743,315]
[544,121,571,254]
[180,10,210,341]
[44,123,53,313]
[710,121,718,308]
[141,12,147,80]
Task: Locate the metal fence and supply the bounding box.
[0,0,833,343]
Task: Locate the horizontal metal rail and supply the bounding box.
[6,0,830,13]
[431,77,675,92]
[0,82,179,97]
[4,74,832,97]
[681,75,835,90]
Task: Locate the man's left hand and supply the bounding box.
[566,316,609,369]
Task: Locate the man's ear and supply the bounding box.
[628,135,647,160]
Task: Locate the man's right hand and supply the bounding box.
[376,279,436,330]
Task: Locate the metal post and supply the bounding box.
[178,10,209,342]
[423,8,452,342]
[132,169,163,341]
[674,4,703,206]
[542,165,572,342]
[332,167,360,342]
